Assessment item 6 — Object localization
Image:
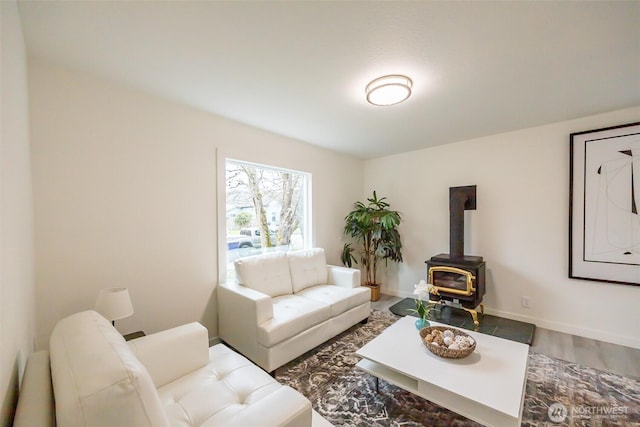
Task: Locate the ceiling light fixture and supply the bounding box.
[365,74,413,106]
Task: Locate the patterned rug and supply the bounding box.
[276,310,639,426]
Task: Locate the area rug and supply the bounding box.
[276,310,639,426]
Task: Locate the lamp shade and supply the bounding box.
[95,288,134,321]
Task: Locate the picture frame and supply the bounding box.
[569,122,640,286]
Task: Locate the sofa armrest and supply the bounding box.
[327,265,361,288]
[127,323,209,388]
[217,282,273,363]
[14,351,55,427]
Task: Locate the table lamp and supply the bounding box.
[95,287,134,326]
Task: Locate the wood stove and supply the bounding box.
[425,186,486,326]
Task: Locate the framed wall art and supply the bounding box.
[569,122,640,286]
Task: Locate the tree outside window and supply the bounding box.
[225,159,310,272]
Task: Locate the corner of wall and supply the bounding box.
[0,1,37,424]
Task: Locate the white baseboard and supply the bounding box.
[383,289,413,299]
[485,308,640,350]
[380,291,640,350]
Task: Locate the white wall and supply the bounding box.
[25,36,639,355]
[365,106,640,348]
[29,59,363,349]
[0,1,36,424]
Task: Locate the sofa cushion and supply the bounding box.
[258,295,331,347]
[288,248,329,293]
[296,285,370,317]
[50,310,169,427]
[234,251,293,297]
[158,344,311,427]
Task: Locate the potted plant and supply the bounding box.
[341,191,403,301]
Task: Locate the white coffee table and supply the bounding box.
[356,316,529,427]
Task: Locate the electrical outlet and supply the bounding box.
[521,296,532,309]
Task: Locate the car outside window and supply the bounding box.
[224,159,311,281]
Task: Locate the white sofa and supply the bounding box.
[14,310,313,427]
[218,248,371,373]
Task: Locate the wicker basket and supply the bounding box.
[419,326,476,359]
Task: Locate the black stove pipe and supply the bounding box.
[449,186,477,260]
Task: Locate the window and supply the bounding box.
[223,159,311,280]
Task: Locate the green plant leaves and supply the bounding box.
[341,191,403,285]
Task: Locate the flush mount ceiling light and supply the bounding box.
[365,74,413,106]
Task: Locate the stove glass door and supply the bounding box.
[429,266,475,296]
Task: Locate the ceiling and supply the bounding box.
[17,1,640,159]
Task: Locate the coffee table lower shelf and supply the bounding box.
[356,358,522,427]
[357,359,418,391]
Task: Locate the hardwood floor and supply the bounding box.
[372,294,640,380]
